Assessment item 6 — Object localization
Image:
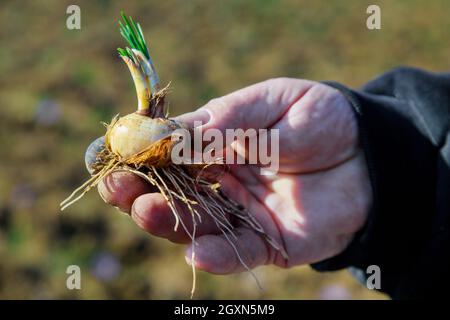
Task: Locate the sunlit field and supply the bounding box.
[1,0,448,299]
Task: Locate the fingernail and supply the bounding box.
[175,109,211,128]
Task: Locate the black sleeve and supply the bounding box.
[311,66,450,299]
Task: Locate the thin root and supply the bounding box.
[61,145,288,298]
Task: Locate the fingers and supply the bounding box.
[98,169,278,273]
[86,137,154,213]
[97,171,154,214]
[131,193,224,244]
[98,171,225,243]
[175,78,315,133]
[86,136,226,242]
[184,227,270,274]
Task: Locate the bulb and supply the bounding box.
[108,113,182,159]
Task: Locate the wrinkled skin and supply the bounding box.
[86,78,372,274]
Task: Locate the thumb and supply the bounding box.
[175,78,314,133]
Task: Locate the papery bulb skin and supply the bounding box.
[108,113,182,159]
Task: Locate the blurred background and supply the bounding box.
[0,0,448,299]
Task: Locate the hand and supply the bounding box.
[86,78,372,274]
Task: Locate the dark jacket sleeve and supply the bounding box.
[311,66,450,299]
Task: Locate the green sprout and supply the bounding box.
[117,11,160,97]
[118,11,150,60]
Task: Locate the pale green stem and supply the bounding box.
[121,55,153,111]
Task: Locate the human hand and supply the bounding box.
[86,78,371,273]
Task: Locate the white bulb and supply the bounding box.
[109,113,181,158]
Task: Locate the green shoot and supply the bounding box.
[117,11,161,100]
[117,11,150,60]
